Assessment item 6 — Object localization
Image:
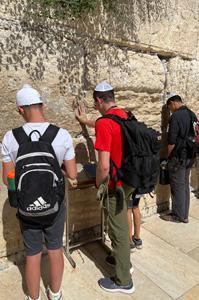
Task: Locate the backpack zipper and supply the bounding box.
[16,152,55,163]
[18,169,59,191]
[22,163,51,168]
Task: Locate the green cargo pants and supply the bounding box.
[104,184,135,286]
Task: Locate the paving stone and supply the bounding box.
[178,284,199,300]
[132,228,199,299]
[189,200,199,220]
[59,243,173,300]
[187,246,199,263]
[0,264,47,300]
[142,214,199,253]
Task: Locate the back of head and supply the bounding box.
[16,84,43,107]
[93,80,115,103]
[166,93,182,106]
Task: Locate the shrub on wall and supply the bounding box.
[31,0,115,19]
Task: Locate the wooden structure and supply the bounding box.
[63,171,107,268]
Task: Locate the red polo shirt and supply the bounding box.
[95,107,127,188]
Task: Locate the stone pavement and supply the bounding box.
[0,194,199,300]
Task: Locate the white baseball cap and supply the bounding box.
[94,81,113,92]
[16,84,43,107]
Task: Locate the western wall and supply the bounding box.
[0,0,199,261]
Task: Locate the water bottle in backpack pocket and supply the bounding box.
[7,170,18,208]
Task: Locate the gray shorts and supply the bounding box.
[20,202,66,256]
[128,194,141,209]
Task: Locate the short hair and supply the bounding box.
[93,90,115,103]
[166,95,182,106]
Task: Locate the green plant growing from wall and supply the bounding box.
[30,0,116,19]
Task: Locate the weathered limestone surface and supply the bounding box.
[0,0,199,259]
[86,47,165,92]
[167,57,199,112]
[0,0,199,137]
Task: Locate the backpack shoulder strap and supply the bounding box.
[100,114,123,125]
[99,111,137,124]
[12,126,29,145]
[98,112,136,177]
[99,113,127,126]
[183,108,197,137]
[40,124,60,144]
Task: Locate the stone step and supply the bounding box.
[132,227,199,299]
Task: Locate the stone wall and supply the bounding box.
[0,0,199,259]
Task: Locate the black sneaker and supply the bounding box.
[98,277,135,294]
[160,213,185,223]
[132,236,143,249]
[130,242,136,252]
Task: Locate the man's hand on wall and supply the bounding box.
[75,104,95,128]
[75,104,88,124]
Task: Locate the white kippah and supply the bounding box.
[167,92,177,100]
[94,81,113,92]
[16,84,43,107]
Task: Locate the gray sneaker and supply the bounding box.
[131,236,143,250]
[130,242,136,252]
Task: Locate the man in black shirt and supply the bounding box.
[166,94,196,223]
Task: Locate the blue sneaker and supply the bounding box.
[98,277,135,294]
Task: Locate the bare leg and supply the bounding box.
[48,248,64,292]
[127,208,133,242]
[132,206,141,239]
[25,252,42,299]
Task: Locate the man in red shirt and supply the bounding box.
[76,81,135,294]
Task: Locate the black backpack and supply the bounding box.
[100,111,161,194]
[173,108,199,160]
[186,108,199,155]
[13,124,65,226]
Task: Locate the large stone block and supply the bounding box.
[115,91,163,130]
[0,19,85,138]
[167,57,199,112]
[103,0,199,59]
[86,46,165,93]
[148,0,199,59]
[1,0,199,60]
